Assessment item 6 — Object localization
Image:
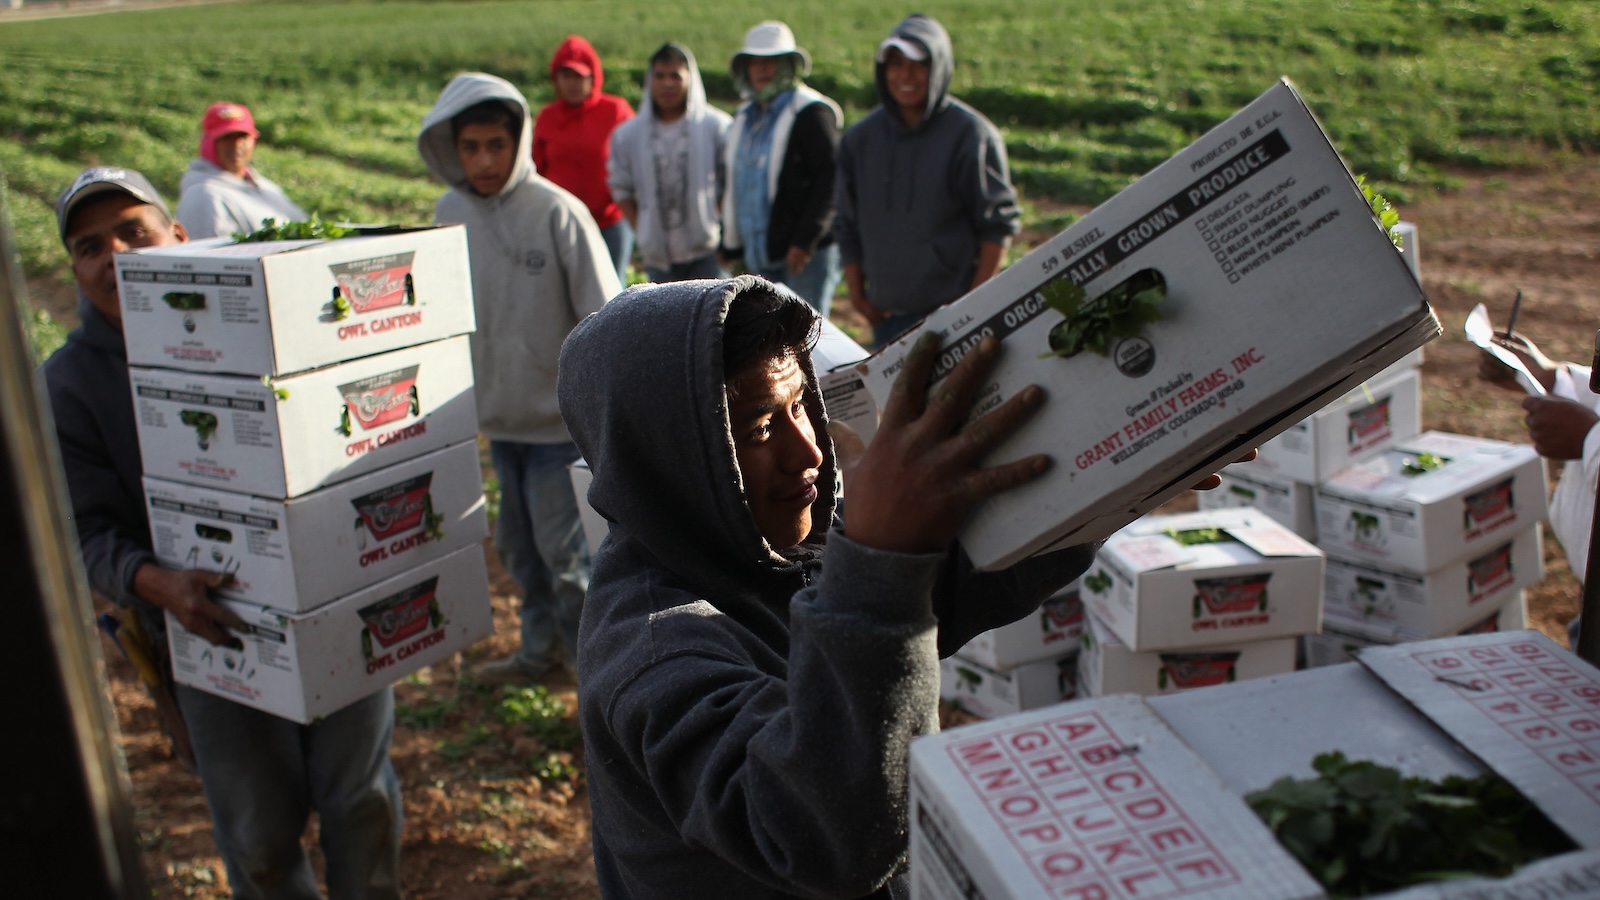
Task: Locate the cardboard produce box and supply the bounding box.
[131,334,477,498]
[167,542,493,723]
[1315,431,1547,573]
[854,78,1438,571]
[1196,463,1317,540]
[813,317,880,467]
[1081,508,1324,651]
[955,581,1084,669]
[1252,363,1421,484]
[1300,592,1527,669]
[1078,609,1298,698]
[144,439,488,613]
[115,226,475,376]
[1321,524,1542,641]
[911,632,1600,900]
[940,650,1077,720]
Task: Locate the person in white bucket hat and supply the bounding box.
[721,20,844,314]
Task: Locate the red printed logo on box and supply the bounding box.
[1346,394,1393,453]
[329,252,415,314]
[358,576,442,655]
[1466,541,1514,603]
[339,365,419,432]
[1463,476,1516,536]
[1040,590,1084,637]
[351,473,433,540]
[1191,572,1271,618]
[1157,651,1241,690]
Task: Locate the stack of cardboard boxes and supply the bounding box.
[117,226,494,723]
[1199,225,1548,667]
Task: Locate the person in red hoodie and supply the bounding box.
[534,34,636,285]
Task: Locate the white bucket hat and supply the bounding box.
[729,20,811,76]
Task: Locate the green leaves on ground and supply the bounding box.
[1246,752,1573,898]
[1041,268,1166,360]
[496,685,579,751]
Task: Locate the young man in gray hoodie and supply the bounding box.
[418,72,621,684]
[835,13,1020,346]
[557,275,1096,898]
[608,42,732,283]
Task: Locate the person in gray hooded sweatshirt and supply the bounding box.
[835,13,1020,346]
[418,72,621,685]
[557,275,1097,899]
[608,42,733,282]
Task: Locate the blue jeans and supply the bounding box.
[490,439,590,669]
[600,219,635,286]
[760,243,841,317]
[872,310,926,348]
[176,685,401,900]
[645,253,727,284]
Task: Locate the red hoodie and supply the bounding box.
[532,35,634,229]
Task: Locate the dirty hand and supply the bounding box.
[785,246,811,276]
[1191,449,1259,491]
[133,564,245,646]
[845,333,1050,555]
[1521,395,1599,460]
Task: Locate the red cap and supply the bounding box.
[200,102,258,149]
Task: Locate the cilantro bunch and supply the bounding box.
[1246,752,1572,898]
[1167,526,1233,546]
[1400,451,1446,476]
[233,214,354,243]
[1359,175,1402,248]
[1040,268,1165,360]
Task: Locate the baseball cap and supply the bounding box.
[54,166,170,245]
[556,61,593,77]
[875,35,928,63]
[200,101,259,148]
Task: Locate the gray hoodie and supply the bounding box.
[608,43,733,271]
[418,72,621,444]
[557,276,1094,899]
[175,157,307,240]
[834,14,1020,317]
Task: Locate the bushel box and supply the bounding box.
[144,439,489,613]
[167,542,494,723]
[909,631,1600,900]
[131,334,478,498]
[115,225,475,376]
[856,78,1438,571]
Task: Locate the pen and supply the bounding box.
[1505,288,1523,339]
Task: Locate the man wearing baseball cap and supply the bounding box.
[835,13,1021,346]
[175,101,308,239]
[41,166,403,899]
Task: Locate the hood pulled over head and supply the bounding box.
[557,277,837,599]
[874,13,954,127]
[417,72,533,197]
[550,34,606,101]
[639,41,709,121]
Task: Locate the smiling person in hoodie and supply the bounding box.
[534,35,637,285]
[835,14,1021,347]
[175,101,308,239]
[419,72,621,686]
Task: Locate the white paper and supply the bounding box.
[1465,303,1548,396]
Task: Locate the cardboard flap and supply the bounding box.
[1358,631,1600,849]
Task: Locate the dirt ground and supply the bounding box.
[73,155,1600,898]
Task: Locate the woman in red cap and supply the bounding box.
[175,101,307,239]
[532,35,636,284]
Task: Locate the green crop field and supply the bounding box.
[4,0,1600,305]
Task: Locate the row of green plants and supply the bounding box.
[5,0,1600,298]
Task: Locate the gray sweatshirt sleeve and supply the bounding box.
[962,116,1021,245]
[832,130,864,267]
[555,201,624,319]
[602,533,944,898]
